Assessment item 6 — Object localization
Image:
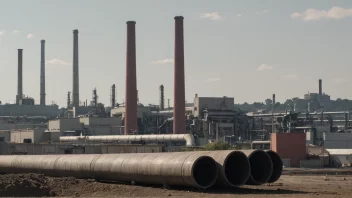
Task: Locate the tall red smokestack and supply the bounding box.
[124,21,138,135]
[173,16,186,134]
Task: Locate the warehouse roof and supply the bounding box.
[326,149,352,155]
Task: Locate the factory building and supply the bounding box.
[48,117,122,136]
[0,130,10,142]
[323,133,352,149]
[79,117,122,135]
[10,129,45,143]
[0,42,59,118]
[303,79,332,110]
[0,104,59,117]
[48,118,82,134]
[326,149,352,167]
[193,94,235,118]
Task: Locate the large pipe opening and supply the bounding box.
[266,150,283,183]
[192,156,218,189]
[246,150,273,185]
[224,151,250,187]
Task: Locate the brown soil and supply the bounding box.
[0,173,352,197]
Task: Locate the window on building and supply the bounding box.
[23,139,32,143]
[0,137,4,142]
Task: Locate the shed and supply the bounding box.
[326,149,352,167]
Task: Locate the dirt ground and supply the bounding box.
[1,173,352,197]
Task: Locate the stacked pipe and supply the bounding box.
[0,150,282,189]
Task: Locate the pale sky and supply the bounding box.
[0,0,351,107]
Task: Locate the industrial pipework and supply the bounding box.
[265,150,283,183]
[0,152,218,189]
[188,150,250,187]
[242,150,273,185]
[59,134,196,146]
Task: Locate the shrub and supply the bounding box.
[203,141,232,151]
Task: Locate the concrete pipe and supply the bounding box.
[265,150,283,183]
[0,152,218,189]
[241,150,273,185]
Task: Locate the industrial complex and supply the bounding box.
[0,14,352,197]
[0,15,352,167]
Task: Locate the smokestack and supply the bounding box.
[272,94,275,110]
[319,79,322,95]
[67,91,71,108]
[72,29,79,107]
[111,84,116,107]
[40,40,46,105]
[16,49,23,105]
[173,16,186,134]
[124,21,138,135]
[159,85,165,110]
[92,88,98,107]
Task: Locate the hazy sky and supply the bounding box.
[0,0,351,107]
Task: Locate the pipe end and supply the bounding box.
[192,156,218,189]
[246,150,273,185]
[224,151,251,187]
[266,150,283,183]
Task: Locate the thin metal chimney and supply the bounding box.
[173,16,186,134]
[67,91,71,108]
[16,49,23,105]
[124,21,138,135]
[72,29,79,107]
[272,94,275,111]
[159,85,165,110]
[319,79,322,95]
[40,40,46,105]
[92,88,98,107]
[111,84,116,107]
